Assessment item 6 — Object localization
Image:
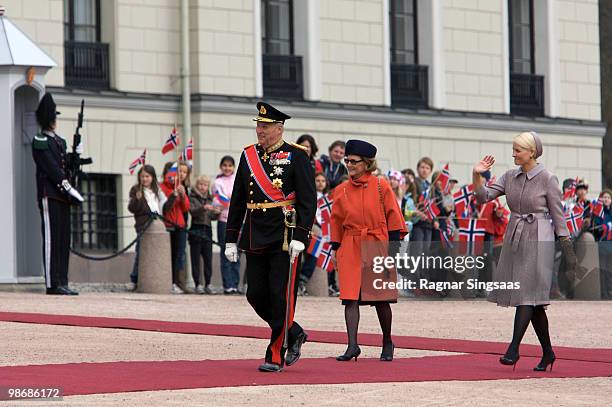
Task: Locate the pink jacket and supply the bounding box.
[212,173,235,222]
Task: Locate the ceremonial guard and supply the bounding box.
[225,102,316,372]
[32,93,83,295]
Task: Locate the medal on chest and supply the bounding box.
[269,151,292,166]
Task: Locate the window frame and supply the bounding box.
[508,0,535,75]
[389,0,419,66]
[64,0,101,43]
[261,0,294,56]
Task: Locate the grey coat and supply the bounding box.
[474,163,569,306]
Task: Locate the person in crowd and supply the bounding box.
[410,157,435,276]
[330,140,407,362]
[212,155,242,295]
[160,161,191,294]
[319,140,347,189]
[594,189,612,299]
[401,172,421,236]
[473,131,577,372]
[401,168,416,189]
[575,179,592,232]
[297,134,323,173]
[189,175,220,294]
[387,170,404,207]
[298,172,329,296]
[128,165,167,289]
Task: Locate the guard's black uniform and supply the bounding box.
[32,93,77,295]
[226,103,316,368]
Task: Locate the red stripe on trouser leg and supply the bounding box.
[270,258,300,365]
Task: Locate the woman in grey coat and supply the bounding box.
[472,131,577,372]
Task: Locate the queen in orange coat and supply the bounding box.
[330,140,407,362]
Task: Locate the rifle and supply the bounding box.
[67,99,92,186]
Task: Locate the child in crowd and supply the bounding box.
[127,165,167,289]
[160,161,191,294]
[189,175,220,294]
[212,155,241,294]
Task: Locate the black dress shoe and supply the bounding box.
[258,362,282,372]
[285,331,308,366]
[380,342,394,361]
[533,352,556,372]
[336,345,361,361]
[46,286,78,295]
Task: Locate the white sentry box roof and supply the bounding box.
[0,9,56,67]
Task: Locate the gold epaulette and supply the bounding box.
[244,143,257,150]
[291,142,308,153]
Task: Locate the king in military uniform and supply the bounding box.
[225,102,316,372]
[32,93,83,295]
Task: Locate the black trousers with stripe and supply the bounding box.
[246,250,304,366]
[39,197,71,288]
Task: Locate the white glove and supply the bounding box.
[61,179,84,202]
[289,240,305,263]
[224,243,238,262]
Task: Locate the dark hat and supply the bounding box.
[576,179,589,190]
[36,93,60,129]
[345,139,377,159]
[253,102,291,123]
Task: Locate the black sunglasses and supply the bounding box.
[344,158,364,165]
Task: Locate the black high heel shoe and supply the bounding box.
[336,345,361,362]
[380,342,394,361]
[499,352,520,371]
[534,353,556,372]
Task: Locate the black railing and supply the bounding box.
[391,64,428,108]
[510,73,544,117]
[71,173,118,252]
[64,41,110,90]
[263,54,303,100]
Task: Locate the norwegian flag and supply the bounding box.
[486,175,497,187]
[453,185,474,217]
[317,242,335,272]
[434,163,451,194]
[562,177,579,200]
[591,198,604,219]
[423,198,440,221]
[599,222,612,241]
[179,138,193,162]
[307,236,324,257]
[162,127,180,155]
[440,221,454,249]
[317,194,333,238]
[565,205,584,234]
[458,218,486,255]
[128,149,147,175]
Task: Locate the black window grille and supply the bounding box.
[389,0,428,108]
[508,0,544,116]
[63,0,110,90]
[71,173,118,252]
[261,0,303,99]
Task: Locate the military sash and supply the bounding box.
[244,145,296,202]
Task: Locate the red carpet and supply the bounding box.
[0,354,610,396]
[1,311,611,363]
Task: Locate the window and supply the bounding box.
[63,0,100,43]
[261,0,293,55]
[71,173,118,252]
[509,0,534,74]
[389,0,428,108]
[390,0,417,65]
[508,0,544,116]
[261,0,303,99]
[63,0,110,89]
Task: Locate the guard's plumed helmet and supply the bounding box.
[36,93,60,130]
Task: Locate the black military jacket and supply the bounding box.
[226,140,316,252]
[32,130,71,203]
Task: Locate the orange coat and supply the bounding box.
[331,173,407,301]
